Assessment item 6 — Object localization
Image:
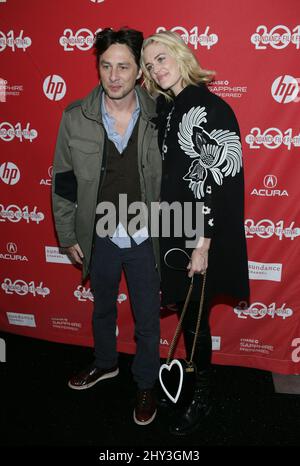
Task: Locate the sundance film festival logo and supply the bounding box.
[251,24,300,50]
[234,301,293,320]
[1,278,50,297]
[0,30,32,52]
[0,162,20,185]
[271,75,300,103]
[245,218,300,240]
[156,26,218,50]
[246,127,300,150]
[59,28,102,52]
[43,75,66,101]
[0,204,45,224]
[0,121,37,142]
[250,175,288,197]
[74,285,94,302]
[73,285,126,304]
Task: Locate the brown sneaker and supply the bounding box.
[133,389,157,425]
[68,364,119,390]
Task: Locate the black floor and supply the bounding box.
[1,330,299,457]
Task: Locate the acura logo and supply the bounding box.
[263,175,277,188]
[7,242,17,253]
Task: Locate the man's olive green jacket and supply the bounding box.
[52,85,162,279]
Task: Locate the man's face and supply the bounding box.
[99,43,142,100]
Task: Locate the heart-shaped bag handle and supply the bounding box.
[159,250,207,403]
[164,248,207,367]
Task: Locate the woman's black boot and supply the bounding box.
[169,318,213,436]
[169,366,212,436]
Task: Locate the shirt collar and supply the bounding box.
[101,90,140,119]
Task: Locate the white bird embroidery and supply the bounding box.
[178,106,242,199]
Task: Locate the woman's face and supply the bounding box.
[143,42,183,96]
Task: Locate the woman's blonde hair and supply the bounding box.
[141,30,215,100]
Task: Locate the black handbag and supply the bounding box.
[159,248,207,403]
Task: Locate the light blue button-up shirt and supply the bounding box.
[101,92,140,154]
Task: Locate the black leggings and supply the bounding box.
[177,299,212,371]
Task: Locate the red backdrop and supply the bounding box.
[1,0,300,374]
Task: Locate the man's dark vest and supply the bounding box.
[96,119,142,232]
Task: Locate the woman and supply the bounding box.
[141,31,249,436]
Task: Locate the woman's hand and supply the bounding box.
[187,237,211,277]
[187,248,208,277]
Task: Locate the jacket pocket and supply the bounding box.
[69,139,100,181]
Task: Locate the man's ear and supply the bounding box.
[137,68,143,80]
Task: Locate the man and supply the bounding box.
[52,28,162,426]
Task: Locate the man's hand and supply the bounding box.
[66,243,84,265]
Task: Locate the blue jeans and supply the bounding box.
[90,237,161,389]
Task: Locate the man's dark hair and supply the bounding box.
[94,28,144,67]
